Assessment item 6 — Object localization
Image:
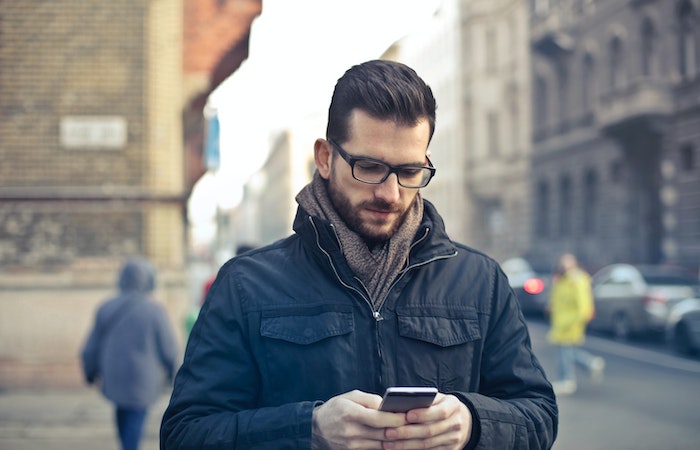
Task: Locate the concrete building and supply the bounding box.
[224,0,699,277]
[225,116,322,247]
[529,0,700,273]
[396,0,533,263]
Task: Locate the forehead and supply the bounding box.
[345,110,430,163]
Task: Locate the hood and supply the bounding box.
[118,257,156,293]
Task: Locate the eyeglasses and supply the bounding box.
[328,139,436,188]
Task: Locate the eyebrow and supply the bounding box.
[332,140,429,167]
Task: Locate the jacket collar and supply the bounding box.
[292,198,458,269]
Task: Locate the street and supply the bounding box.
[1,318,699,449]
[525,318,700,450]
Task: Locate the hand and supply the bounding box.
[382,393,472,450]
[312,390,408,450]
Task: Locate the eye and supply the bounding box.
[399,168,423,177]
[355,160,387,173]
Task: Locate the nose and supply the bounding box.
[373,172,401,204]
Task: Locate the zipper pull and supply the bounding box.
[373,311,384,321]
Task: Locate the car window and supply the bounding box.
[609,266,637,284]
[603,277,632,286]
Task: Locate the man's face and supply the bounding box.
[317,109,431,245]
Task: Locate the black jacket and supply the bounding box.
[161,201,557,449]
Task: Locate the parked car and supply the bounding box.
[666,297,700,355]
[502,257,551,318]
[589,264,700,340]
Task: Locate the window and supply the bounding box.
[610,159,624,183]
[486,201,505,244]
[559,175,572,237]
[678,1,699,78]
[487,112,500,157]
[533,0,550,16]
[583,169,598,235]
[536,181,550,237]
[486,28,497,73]
[680,143,695,172]
[582,53,595,113]
[641,17,657,77]
[557,64,569,128]
[535,76,548,128]
[509,85,520,154]
[609,36,624,89]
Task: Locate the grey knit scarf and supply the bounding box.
[295,171,423,307]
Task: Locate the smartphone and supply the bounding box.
[378,387,438,412]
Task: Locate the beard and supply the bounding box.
[326,176,409,247]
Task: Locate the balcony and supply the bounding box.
[532,31,575,59]
[596,79,673,138]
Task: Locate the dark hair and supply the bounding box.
[326,60,437,145]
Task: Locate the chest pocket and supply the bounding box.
[396,306,481,346]
[393,306,482,389]
[260,309,353,344]
[258,305,357,399]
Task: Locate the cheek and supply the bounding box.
[332,170,370,202]
[399,190,420,209]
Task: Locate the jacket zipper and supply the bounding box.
[308,216,458,388]
[309,216,458,317]
[373,227,458,314]
[308,217,375,313]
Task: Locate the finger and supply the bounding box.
[384,423,464,450]
[384,396,471,448]
[404,393,460,423]
[344,389,383,410]
[334,392,407,431]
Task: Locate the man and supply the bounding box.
[161,60,557,449]
[81,257,179,450]
[547,253,605,395]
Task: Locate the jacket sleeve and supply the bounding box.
[80,311,102,385]
[160,270,316,449]
[577,273,595,322]
[456,267,558,449]
[152,302,180,382]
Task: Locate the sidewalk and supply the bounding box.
[0,388,170,450]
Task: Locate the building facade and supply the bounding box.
[225,116,322,248]
[529,0,700,273]
[0,0,187,388]
[0,0,261,389]
[395,0,533,263]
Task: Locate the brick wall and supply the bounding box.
[0,0,188,388]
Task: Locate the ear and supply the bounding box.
[314,139,333,180]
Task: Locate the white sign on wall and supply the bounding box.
[60,116,127,149]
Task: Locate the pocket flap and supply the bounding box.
[261,310,354,345]
[397,310,480,347]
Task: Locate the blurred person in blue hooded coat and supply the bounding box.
[81,257,179,450]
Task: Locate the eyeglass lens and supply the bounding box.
[353,161,431,188]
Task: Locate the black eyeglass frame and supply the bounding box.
[328,139,436,188]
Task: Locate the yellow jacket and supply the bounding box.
[547,268,594,345]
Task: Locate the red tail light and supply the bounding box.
[642,295,667,306]
[524,278,545,295]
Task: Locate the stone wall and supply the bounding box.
[0,0,188,388]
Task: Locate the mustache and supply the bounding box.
[362,200,399,212]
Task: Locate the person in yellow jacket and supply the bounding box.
[547,253,605,395]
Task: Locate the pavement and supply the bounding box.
[0,388,170,450]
